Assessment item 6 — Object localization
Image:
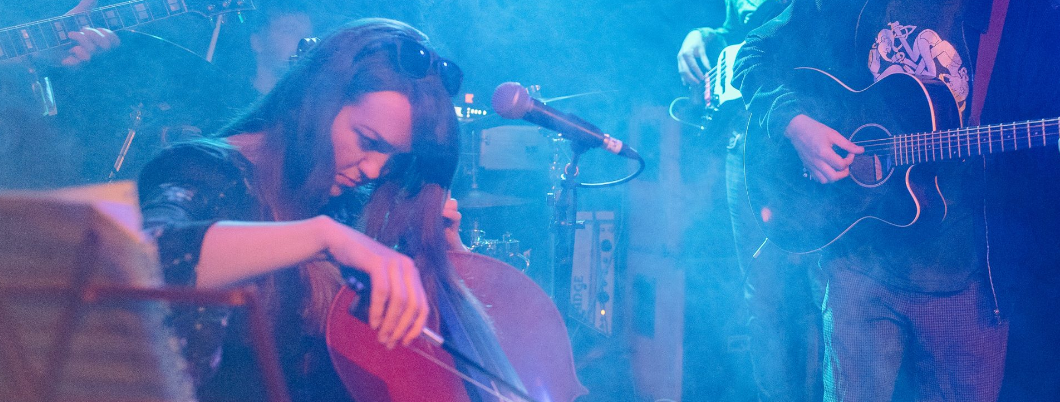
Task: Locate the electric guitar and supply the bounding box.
[0,0,255,62]
[744,67,1060,253]
[687,42,745,122]
[708,42,745,107]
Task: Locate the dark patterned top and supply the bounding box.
[138,142,353,402]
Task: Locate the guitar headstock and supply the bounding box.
[184,0,256,18]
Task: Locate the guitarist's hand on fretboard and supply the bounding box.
[60,27,120,67]
[784,114,865,183]
[46,0,121,67]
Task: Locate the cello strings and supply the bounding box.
[337,275,529,401]
[408,344,520,402]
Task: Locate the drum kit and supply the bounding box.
[453,118,552,275]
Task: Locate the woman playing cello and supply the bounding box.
[138,18,535,401]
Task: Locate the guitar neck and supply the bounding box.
[891,117,1060,165]
[0,0,188,62]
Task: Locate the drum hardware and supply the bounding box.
[487,83,646,325]
[458,189,532,209]
[455,117,535,209]
[30,73,58,117]
[468,226,531,273]
[107,104,145,181]
[44,31,242,184]
[457,85,627,310]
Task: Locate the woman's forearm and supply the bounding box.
[195,216,333,288]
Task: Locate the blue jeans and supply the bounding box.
[727,127,823,402]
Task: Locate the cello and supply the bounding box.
[325,250,587,402]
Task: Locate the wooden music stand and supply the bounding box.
[0,183,289,402]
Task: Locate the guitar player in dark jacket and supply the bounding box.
[733,0,1060,400]
[677,1,827,402]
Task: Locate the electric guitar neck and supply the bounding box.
[0,0,254,62]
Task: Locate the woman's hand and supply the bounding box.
[195,217,429,348]
[443,197,469,252]
[322,218,429,349]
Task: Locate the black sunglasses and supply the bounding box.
[292,37,464,97]
[386,39,463,97]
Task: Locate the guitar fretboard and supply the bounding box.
[0,0,186,61]
[887,118,1060,165]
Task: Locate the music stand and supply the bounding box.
[0,183,289,402]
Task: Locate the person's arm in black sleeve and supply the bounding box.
[731,0,813,141]
[732,0,865,184]
[678,0,745,85]
[136,143,257,386]
[708,0,745,49]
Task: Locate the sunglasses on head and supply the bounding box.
[291,36,464,97]
[383,38,463,97]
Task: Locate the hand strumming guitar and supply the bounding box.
[784,114,864,183]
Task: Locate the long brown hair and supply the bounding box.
[219,18,524,393]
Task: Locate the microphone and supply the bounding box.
[491,82,640,160]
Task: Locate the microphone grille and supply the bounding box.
[491,82,533,119]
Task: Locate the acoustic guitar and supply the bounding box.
[744,67,1060,253]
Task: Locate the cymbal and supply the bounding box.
[457,189,532,209]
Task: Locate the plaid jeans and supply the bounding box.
[822,267,1008,402]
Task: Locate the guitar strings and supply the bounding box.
[853,119,1060,146]
[2,0,154,32]
[707,64,721,83]
[857,131,1060,151]
[667,65,724,130]
[847,119,1059,148]
[798,119,1060,165]
[839,120,1060,153]
[857,133,1060,155]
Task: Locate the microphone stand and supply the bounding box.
[549,141,589,319]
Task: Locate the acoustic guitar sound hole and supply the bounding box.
[849,124,896,187]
